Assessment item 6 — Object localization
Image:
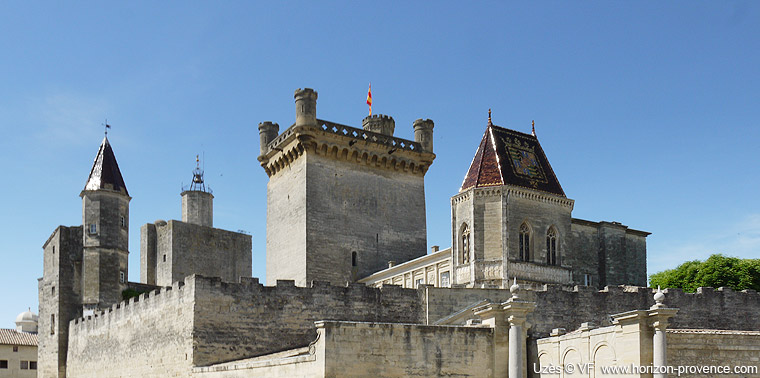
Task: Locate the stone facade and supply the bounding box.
[141,220,251,287]
[358,247,452,288]
[259,88,435,286]
[38,226,83,378]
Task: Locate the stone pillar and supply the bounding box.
[473,303,509,377]
[413,118,434,152]
[648,287,678,378]
[258,121,279,156]
[294,88,318,128]
[502,280,535,378]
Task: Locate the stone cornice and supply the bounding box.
[258,120,436,177]
[451,185,575,209]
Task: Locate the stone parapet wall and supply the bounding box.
[192,276,425,367]
[424,285,760,337]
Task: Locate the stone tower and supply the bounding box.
[451,120,648,288]
[80,136,131,313]
[140,160,251,287]
[258,88,436,286]
[38,136,130,377]
[181,156,213,227]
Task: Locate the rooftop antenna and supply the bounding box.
[488,109,492,126]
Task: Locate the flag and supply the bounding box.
[366,83,372,116]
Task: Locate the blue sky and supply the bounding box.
[1,2,758,328]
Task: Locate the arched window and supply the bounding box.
[519,223,531,261]
[546,227,558,265]
[460,223,471,264]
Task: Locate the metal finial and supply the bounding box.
[196,154,200,168]
[103,119,111,136]
[531,120,535,136]
[488,109,492,126]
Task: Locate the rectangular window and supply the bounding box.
[20,360,28,370]
[440,272,450,288]
[584,274,592,287]
[415,278,424,288]
[52,286,55,296]
[163,254,167,262]
[89,224,97,234]
[52,246,55,254]
[0,360,7,369]
[51,314,55,335]
[12,346,18,352]
[30,361,37,370]
[121,216,126,227]
[119,271,125,283]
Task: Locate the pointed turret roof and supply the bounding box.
[83,136,129,195]
[460,124,565,196]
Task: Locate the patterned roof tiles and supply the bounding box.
[460,124,565,196]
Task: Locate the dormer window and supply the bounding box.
[89,224,97,234]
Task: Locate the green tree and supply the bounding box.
[649,254,760,292]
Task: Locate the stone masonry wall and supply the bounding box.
[320,321,494,377]
[305,153,427,284]
[192,276,425,367]
[66,280,195,378]
[266,154,307,285]
[668,329,760,377]
[38,225,83,378]
[142,220,252,287]
[424,286,760,336]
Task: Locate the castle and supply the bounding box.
[38,88,760,377]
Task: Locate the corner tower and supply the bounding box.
[80,136,131,312]
[258,88,436,286]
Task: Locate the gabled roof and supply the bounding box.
[460,124,565,196]
[84,136,128,195]
[0,329,38,346]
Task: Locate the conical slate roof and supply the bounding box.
[83,136,128,195]
[460,124,565,196]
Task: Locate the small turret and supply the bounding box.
[362,114,395,136]
[258,121,279,156]
[294,88,318,128]
[181,156,213,227]
[413,119,434,152]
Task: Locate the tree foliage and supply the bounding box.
[649,254,760,292]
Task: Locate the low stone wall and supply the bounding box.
[668,329,760,378]
[66,280,195,378]
[320,321,494,377]
[196,321,494,378]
